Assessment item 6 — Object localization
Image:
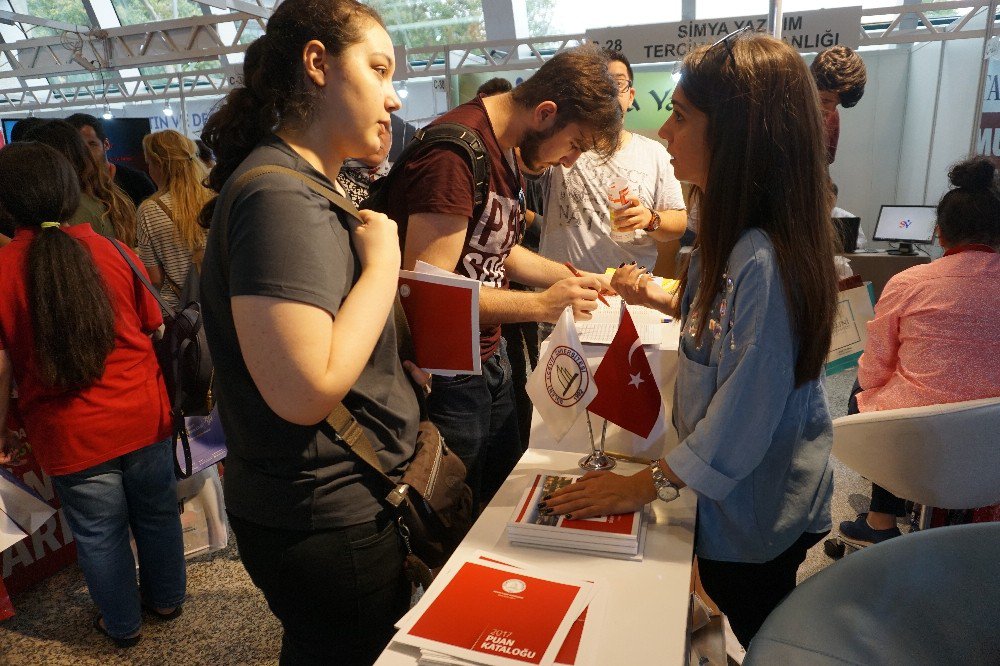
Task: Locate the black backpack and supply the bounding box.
[361,122,491,243]
[110,240,213,477]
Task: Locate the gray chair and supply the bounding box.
[745,523,1000,665]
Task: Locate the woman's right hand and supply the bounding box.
[611,263,674,314]
[352,209,401,271]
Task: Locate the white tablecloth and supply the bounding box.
[375,448,697,666]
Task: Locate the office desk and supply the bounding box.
[375,448,698,666]
[528,321,682,461]
[839,251,931,300]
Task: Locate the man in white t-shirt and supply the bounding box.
[532,49,688,273]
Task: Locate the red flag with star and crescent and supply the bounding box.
[587,307,662,438]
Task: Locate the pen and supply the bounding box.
[564,261,610,306]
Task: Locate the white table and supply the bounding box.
[375,448,697,666]
[529,321,682,461]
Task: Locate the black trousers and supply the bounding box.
[229,512,410,666]
[698,531,826,648]
[848,380,907,517]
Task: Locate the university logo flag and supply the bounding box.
[588,308,661,438]
[526,307,598,441]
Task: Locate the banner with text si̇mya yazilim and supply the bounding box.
[978,58,1000,167]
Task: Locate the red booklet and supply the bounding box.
[396,559,593,666]
[509,473,643,544]
[399,264,480,376]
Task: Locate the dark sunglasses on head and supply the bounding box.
[708,25,754,65]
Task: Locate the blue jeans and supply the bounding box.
[428,338,522,508]
[51,438,186,639]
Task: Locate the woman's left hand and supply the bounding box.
[540,469,655,520]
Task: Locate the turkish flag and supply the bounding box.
[587,308,661,438]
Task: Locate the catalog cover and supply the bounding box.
[509,473,642,542]
[406,552,606,666]
[395,559,593,666]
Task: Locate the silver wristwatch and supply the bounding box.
[649,460,680,503]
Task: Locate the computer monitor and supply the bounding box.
[873,205,937,255]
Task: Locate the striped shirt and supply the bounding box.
[136,193,204,312]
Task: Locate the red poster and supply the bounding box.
[2,402,78,607]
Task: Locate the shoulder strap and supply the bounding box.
[151,195,174,223]
[325,403,394,483]
[216,164,362,269]
[146,195,195,299]
[365,122,491,217]
[108,238,176,318]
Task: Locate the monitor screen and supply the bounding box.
[873,205,936,244]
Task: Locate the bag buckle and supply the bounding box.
[386,483,409,509]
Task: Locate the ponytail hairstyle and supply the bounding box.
[676,33,839,386]
[24,119,138,246]
[936,157,1000,248]
[199,0,383,227]
[0,143,116,391]
[143,130,212,251]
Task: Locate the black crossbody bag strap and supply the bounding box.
[107,239,192,477]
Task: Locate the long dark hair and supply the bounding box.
[24,120,137,245]
[678,33,838,386]
[199,0,383,226]
[937,157,1000,248]
[0,143,116,391]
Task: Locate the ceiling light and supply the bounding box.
[397,81,408,100]
[102,105,113,120]
[162,106,173,117]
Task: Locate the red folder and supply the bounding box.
[398,270,480,375]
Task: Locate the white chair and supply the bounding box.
[832,396,1000,532]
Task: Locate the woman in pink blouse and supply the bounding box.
[840,157,1000,547]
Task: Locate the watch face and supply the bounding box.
[657,484,679,502]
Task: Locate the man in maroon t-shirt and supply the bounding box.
[384,45,622,506]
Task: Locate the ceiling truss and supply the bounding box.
[0,1,996,113]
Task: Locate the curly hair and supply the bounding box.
[810,46,867,108]
[937,157,1000,247]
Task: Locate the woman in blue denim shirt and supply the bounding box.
[542,31,840,647]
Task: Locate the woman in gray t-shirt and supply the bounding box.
[197,1,418,664]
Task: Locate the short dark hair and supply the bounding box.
[937,157,1000,247]
[9,117,46,143]
[65,112,108,142]
[810,46,867,108]
[477,77,512,97]
[604,48,633,85]
[511,44,621,158]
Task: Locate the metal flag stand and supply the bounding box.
[579,296,626,472]
[579,412,616,471]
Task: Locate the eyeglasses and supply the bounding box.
[614,78,633,94]
[708,25,753,65]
